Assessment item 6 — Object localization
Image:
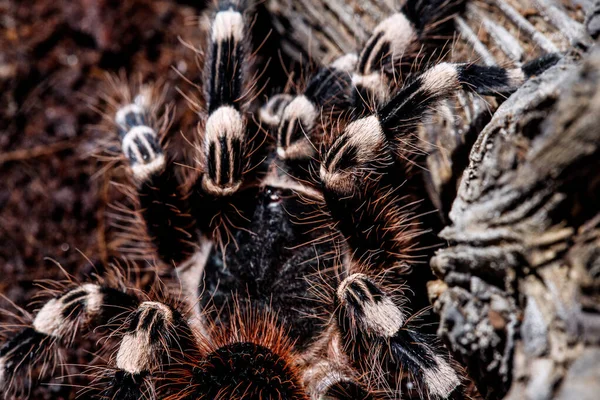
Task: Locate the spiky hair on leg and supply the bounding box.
[166,302,307,400]
[334,273,461,399]
[0,269,139,398]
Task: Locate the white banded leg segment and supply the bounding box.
[121,125,165,181]
[352,12,418,107]
[104,301,193,399]
[330,53,358,72]
[357,13,417,77]
[202,1,252,196]
[115,302,175,374]
[378,61,543,134]
[202,105,246,196]
[377,63,476,133]
[259,93,293,128]
[115,103,147,138]
[388,329,461,399]
[351,72,391,106]
[33,284,104,338]
[320,115,390,195]
[336,274,405,337]
[276,95,318,160]
[276,55,355,161]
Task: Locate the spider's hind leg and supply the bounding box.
[335,273,460,399]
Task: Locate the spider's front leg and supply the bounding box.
[115,91,199,267]
[198,0,260,197]
[335,273,460,399]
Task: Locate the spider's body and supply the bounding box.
[0,0,561,399]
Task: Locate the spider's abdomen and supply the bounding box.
[200,185,336,350]
[192,342,306,399]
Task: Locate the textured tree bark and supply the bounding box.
[431,50,600,399]
[266,0,599,399]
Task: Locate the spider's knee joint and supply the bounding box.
[115,301,176,375]
[259,93,293,128]
[121,126,165,181]
[277,95,318,160]
[202,105,246,196]
[337,273,405,338]
[320,115,388,195]
[33,283,104,338]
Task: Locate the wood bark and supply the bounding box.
[265,0,600,398]
[431,50,600,400]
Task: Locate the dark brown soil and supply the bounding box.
[0,1,290,398]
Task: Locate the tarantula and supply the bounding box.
[0,0,559,399]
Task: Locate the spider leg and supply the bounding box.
[115,95,199,266]
[0,283,138,396]
[335,273,460,399]
[352,0,467,109]
[198,0,260,197]
[259,93,294,128]
[320,59,560,272]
